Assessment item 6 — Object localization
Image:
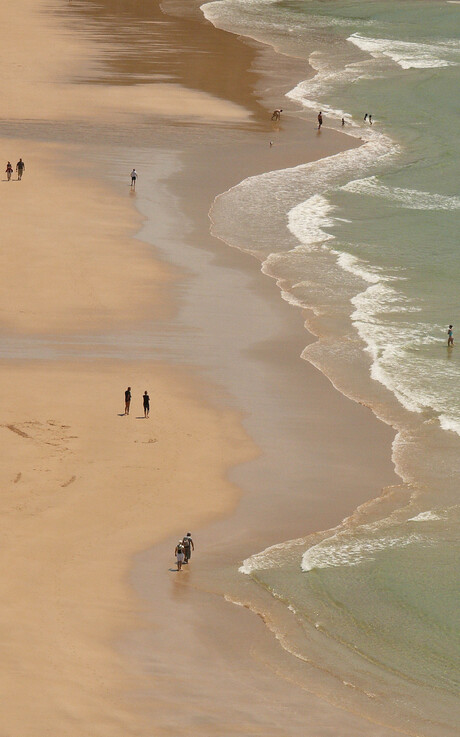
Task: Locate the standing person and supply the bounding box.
[271,108,283,121]
[182,532,194,563]
[124,386,131,415]
[369,114,373,125]
[317,111,323,130]
[143,390,150,418]
[5,162,13,181]
[130,168,137,189]
[175,540,185,571]
[341,117,345,127]
[447,325,454,346]
[16,158,25,180]
[364,113,368,122]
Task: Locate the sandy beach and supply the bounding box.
[0,1,404,735]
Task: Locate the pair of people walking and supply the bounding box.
[175,533,195,571]
[5,158,25,181]
[124,387,150,417]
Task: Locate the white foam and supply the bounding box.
[286,42,383,125]
[287,194,336,250]
[239,537,305,575]
[439,414,460,434]
[408,511,444,522]
[301,532,424,571]
[334,252,382,285]
[349,33,459,69]
[342,176,460,210]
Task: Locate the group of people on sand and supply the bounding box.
[175,533,195,570]
[5,158,25,181]
[270,108,377,131]
[124,386,150,418]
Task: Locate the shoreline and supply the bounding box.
[0,1,405,735]
[108,3,404,735]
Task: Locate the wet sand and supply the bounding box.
[0,1,401,735]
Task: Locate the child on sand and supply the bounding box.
[5,162,13,181]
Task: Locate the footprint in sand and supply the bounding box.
[14,472,22,483]
[4,424,31,439]
[61,475,76,488]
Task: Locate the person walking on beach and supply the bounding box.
[16,158,25,180]
[448,325,454,346]
[5,162,13,181]
[143,390,150,418]
[369,114,373,125]
[130,168,137,189]
[341,117,345,127]
[271,108,283,121]
[364,113,368,122]
[317,111,323,130]
[182,532,194,564]
[124,386,131,415]
[175,540,185,571]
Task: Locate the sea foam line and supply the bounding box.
[341,176,460,210]
[348,32,459,69]
[301,531,425,571]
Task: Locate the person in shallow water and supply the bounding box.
[271,108,283,121]
[317,111,323,129]
[175,540,185,571]
[447,325,454,346]
[182,533,194,563]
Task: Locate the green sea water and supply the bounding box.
[203,0,460,732]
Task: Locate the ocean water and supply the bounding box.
[202,0,460,733]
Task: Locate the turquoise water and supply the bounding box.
[203,0,460,732]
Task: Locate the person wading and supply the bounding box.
[175,540,185,571]
[182,533,194,564]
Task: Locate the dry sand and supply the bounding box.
[0,1,401,735]
[0,360,254,736]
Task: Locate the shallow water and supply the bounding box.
[203,0,460,732]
